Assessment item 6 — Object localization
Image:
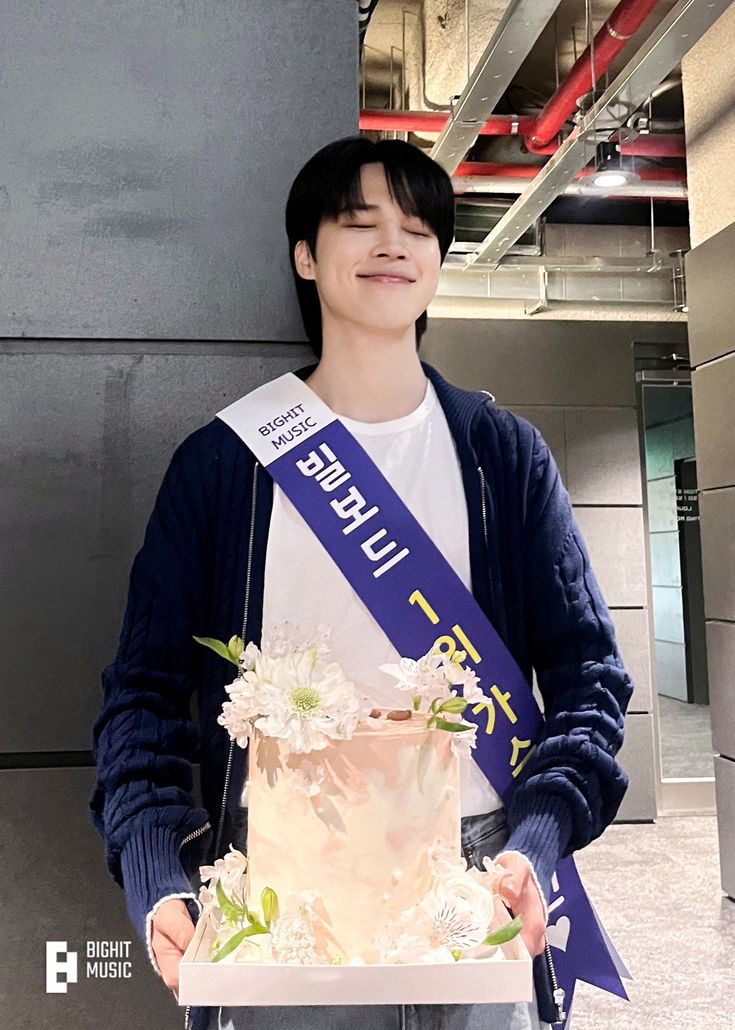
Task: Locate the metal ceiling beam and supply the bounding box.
[428,0,564,175]
[452,177,688,199]
[464,0,735,270]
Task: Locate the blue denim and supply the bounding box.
[212,809,550,1030]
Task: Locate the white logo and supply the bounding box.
[46,941,78,993]
[46,939,133,991]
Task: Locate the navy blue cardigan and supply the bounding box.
[89,358,633,1028]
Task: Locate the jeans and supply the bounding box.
[212,809,550,1030]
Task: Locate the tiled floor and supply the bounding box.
[568,814,734,1029]
[658,695,715,778]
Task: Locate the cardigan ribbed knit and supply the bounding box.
[89,358,633,1028]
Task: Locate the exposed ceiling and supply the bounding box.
[361,0,687,214]
[357,0,726,316]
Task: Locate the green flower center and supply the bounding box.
[289,685,322,713]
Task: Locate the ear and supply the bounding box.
[294,240,316,281]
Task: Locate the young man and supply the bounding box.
[90,137,633,1030]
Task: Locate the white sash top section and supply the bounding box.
[216,372,335,466]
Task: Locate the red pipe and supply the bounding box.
[360,109,537,136]
[359,110,685,160]
[362,0,667,152]
[528,0,662,148]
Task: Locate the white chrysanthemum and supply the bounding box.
[218,621,369,754]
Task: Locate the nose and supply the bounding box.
[370,225,410,260]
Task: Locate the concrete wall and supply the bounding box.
[682,5,735,901]
[0,1,358,1026]
[422,317,688,823]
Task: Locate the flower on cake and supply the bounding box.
[379,645,482,709]
[375,836,522,964]
[268,892,325,965]
[198,844,249,898]
[196,621,372,754]
[379,646,482,752]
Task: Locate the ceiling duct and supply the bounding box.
[451,198,542,255]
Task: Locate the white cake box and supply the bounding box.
[179,904,533,1007]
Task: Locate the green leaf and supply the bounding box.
[434,717,471,733]
[261,887,279,928]
[211,926,266,963]
[192,636,240,666]
[216,879,243,921]
[483,914,523,946]
[437,697,468,715]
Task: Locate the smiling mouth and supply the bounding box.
[358,275,415,284]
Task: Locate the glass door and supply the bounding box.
[637,366,715,814]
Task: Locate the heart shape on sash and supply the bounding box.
[546,915,571,952]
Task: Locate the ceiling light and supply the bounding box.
[592,142,640,189]
[592,170,631,188]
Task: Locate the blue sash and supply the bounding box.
[216,373,631,1027]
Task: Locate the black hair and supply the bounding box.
[285,135,455,359]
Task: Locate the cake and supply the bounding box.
[193,622,521,967]
[246,715,460,963]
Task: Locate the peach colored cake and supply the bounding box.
[244,714,461,964]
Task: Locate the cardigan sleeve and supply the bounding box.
[502,420,634,903]
[88,429,214,945]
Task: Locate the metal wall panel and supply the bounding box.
[1,766,190,1028]
[692,355,735,491]
[686,221,735,366]
[707,620,735,758]
[0,340,313,753]
[0,0,357,340]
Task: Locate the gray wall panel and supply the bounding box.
[707,621,735,758]
[573,507,647,608]
[564,407,642,506]
[686,221,735,366]
[421,319,686,407]
[0,0,357,340]
[701,487,735,622]
[614,712,657,821]
[692,355,735,491]
[611,608,653,713]
[0,341,313,753]
[0,766,187,1029]
[714,756,735,900]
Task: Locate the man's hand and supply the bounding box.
[494,852,548,958]
[150,899,197,1002]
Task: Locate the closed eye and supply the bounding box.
[346,223,430,236]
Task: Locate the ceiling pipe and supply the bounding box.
[359,110,685,159]
[527,0,664,149]
[360,109,537,136]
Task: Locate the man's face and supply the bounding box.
[294,161,443,338]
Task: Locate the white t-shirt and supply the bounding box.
[261,375,503,818]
